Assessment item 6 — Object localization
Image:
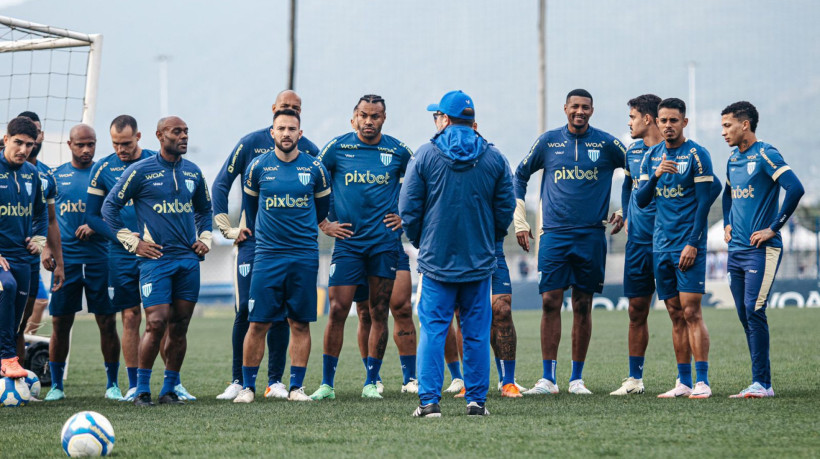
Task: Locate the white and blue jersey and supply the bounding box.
[53,162,106,263]
[725,141,791,251]
[0,154,48,261]
[625,140,655,244]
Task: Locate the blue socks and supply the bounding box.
[695,361,709,386]
[159,370,180,396]
[399,355,416,384]
[136,368,152,395]
[629,356,645,380]
[447,360,463,381]
[126,367,138,389]
[49,361,66,391]
[677,363,693,388]
[104,362,119,389]
[500,360,516,386]
[542,360,556,383]
[570,360,585,381]
[365,357,382,386]
[322,354,338,387]
[241,366,259,391]
[289,365,306,391]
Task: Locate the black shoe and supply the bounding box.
[134,392,154,407]
[412,403,442,418]
[158,392,185,405]
[466,402,489,416]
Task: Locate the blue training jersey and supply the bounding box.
[102,154,213,260]
[30,160,57,264]
[53,162,107,263]
[243,152,330,257]
[726,141,791,251]
[514,125,626,231]
[640,139,714,252]
[625,140,656,244]
[0,154,47,261]
[319,132,412,249]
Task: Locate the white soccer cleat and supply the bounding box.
[766,387,775,397]
[497,380,528,392]
[729,382,768,399]
[216,380,242,400]
[233,388,255,403]
[568,379,593,395]
[121,387,137,402]
[444,378,464,393]
[264,382,288,399]
[657,379,692,398]
[522,378,559,395]
[689,381,712,399]
[376,381,385,394]
[287,387,313,402]
[610,377,645,396]
[401,379,419,394]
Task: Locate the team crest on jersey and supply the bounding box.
[587,150,600,162]
[24,182,32,195]
[185,179,195,193]
[380,153,392,166]
[239,263,251,277]
[298,172,310,186]
[677,161,689,174]
[248,299,255,313]
[747,162,756,175]
[141,283,152,297]
[329,263,336,278]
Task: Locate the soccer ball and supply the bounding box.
[0,376,31,407]
[24,370,41,398]
[60,411,115,457]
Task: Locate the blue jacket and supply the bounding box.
[0,153,48,261]
[399,126,514,283]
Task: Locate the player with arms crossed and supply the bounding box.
[103,116,213,406]
[514,89,626,395]
[232,109,330,403]
[311,94,412,400]
[721,101,803,398]
[43,125,123,401]
[212,90,320,400]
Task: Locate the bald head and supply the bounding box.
[273,90,302,114]
[69,123,96,141]
[156,116,189,158]
[67,123,96,167]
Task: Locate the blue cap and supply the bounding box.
[426,90,475,120]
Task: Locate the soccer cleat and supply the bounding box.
[767,387,775,397]
[0,357,27,378]
[610,377,645,396]
[497,380,528,392]
[288,387,312,402]
[569,379,593,394]
[264,382,288,399]
[689,381,712,399]
[121,387,137,402]
[444,378,464,393]
[233,388,255,403]
[158,392,185,405]
[729,382,768,399]
[217,380,243,400]
[454,387,465,398]
[105,386,124,401]
[44,387,66,401]
[501,383,523,398]
[523,378,559,395]
[401,379,419,394]
[361,383,383,399]
[173,384,196,401]
[310,384,336,400]
[412,403,442,418]
[466,401,490,416]
[134,392,154,407]
[376,380,385,394]
[657,379,692,398]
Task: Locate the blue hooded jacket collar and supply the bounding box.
[432,125,488,168]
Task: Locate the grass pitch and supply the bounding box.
[6,307,820,457]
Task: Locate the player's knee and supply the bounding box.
[290,321,309,335]
[628,302,649,325]
[391,300,413,322]
[370,304,389,323]
[491,299,513,325]
[122,307,141,328]
[541,293,563,313]
[96,314,117,333]
[682,304,702,324]
[144,315,167,334]
[328,302,349,323]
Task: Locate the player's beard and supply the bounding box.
[275,139,296,154]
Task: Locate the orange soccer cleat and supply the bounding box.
[1,356,27,378]
[501,383,523,398]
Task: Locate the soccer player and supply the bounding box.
[514,89,626,395]
[102,116,213,406]
[232,109,330,403]
[311,94,412,400]
[610,94,663,396]
[0,117,47,379]
[635,98,716,399]
[212,90,320,400]
[721,101,803,398]
[42,124,123,401]
[401,90,515,417]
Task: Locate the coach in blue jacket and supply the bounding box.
[400,90,515,417]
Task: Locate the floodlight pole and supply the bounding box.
[537,0,547,133]
[287,0,297,90]
[157,55,171,116]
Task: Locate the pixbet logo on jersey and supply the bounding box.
[59,199,86,215]
[731,184,755,199]
[344,170,391,186]
[265,194,310,209]
[0,202,32,216]
[655,184,686,198]
[152,199,193,213]
[553,166,599,183]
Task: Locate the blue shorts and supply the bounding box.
[36,274,49,300]
[492,252,512,296]
[49,262,114,316]
[249,257,318,323]
[28,262,40,298]
[538,229,606,294]
[623,240,655,298]
[352,244,409,303]
[234,244,254,315]
[330,241,399,287]
[654,250,707,300]
[139,257,200,308]
[108,254,141,310]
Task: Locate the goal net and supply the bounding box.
[0,15,102,166]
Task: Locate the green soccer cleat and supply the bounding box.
[44,387,65,401]
[105,386,124,400]
[361,383,383,399]
[310,384,336,400]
